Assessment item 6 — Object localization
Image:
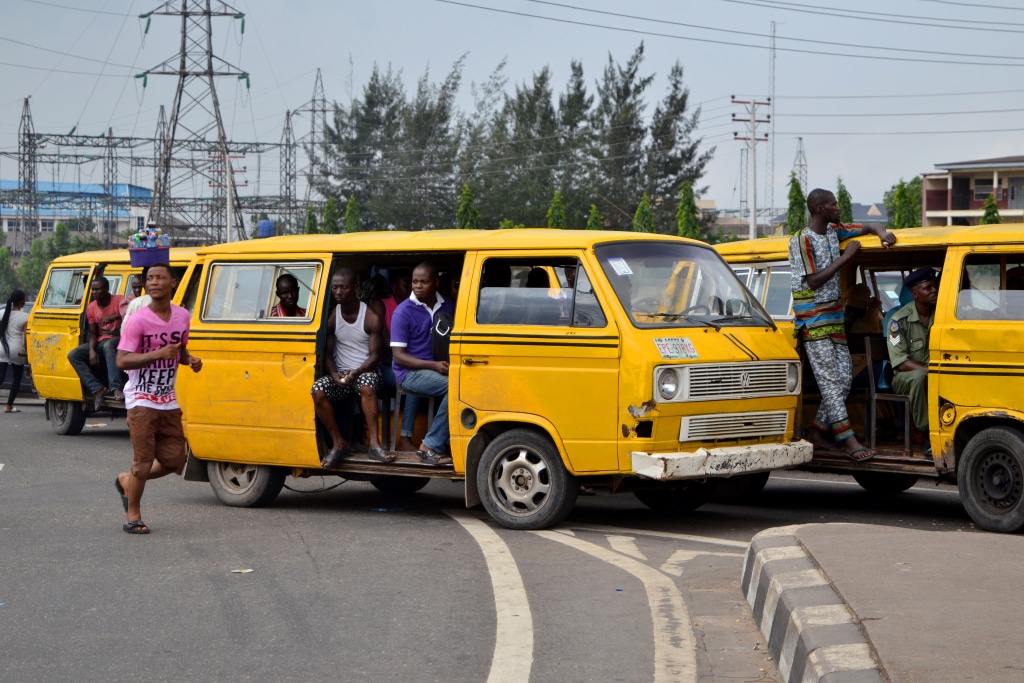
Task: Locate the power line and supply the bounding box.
[522,0,1024,62]
[914,0,1024,10]
[0,60,131,77]
[781,87,1024,100]
[433,0,1024,67]
[15,0,133,15]
[780,106,1024,117]
[0,35,138,68]
[775,127,1024,136]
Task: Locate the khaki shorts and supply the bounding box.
[127,406,187,477]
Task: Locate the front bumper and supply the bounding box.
[631,440,813,481]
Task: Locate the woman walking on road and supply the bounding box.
[0,290,30,413]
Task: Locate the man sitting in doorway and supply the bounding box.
[269,273,306,317]
[68,276,125,408]
[887,267,939,457]
[311,269,393,467]
[391,262,455,465]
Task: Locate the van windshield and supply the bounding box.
[594,241,772,329]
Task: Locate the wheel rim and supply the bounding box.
[488,445,551,517]
[52,401,68,425]
[975,450,1023,510]
[212,462,260,495]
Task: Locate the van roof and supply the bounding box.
[714,224,1024,262]
[47,246,200,266]
[191,228,706,256]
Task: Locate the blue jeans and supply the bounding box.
[68,338,123,395]
[381,364,421,438]
[399,369,449,453]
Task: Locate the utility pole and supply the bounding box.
[733,96,770,240]
[794,137,808,195]
[138,0,249,241]
[766,21,777,226]
[738,147,748,222]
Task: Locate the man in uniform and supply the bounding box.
[887,267,939,456]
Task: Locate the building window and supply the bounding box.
[41,220,54,230]
[975,179,995,201]
[137,216,145,229]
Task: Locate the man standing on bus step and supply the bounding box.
[311,269,393,467]
[789,188,896,461]
[887,267,938,457]
[114,263,202,534]
[68,276,125,408]
[391,262,455,465]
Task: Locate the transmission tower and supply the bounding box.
[280,110,296,233]
[17,98,38,253]
[794,137,808,193]
[766,21,776,223]
[104,128,118,248]
[301,68,327,203]
[140,0,249,241]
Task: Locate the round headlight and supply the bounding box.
[787,363,800,392]
[658,368,679,400]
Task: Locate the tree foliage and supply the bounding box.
[322,196,341,234]
[586,204,604,231]
[305,204,319,234]
[0,247,21,298]
[546,190,566,228]
[633,193,655,233]
[311,44,713,232]
[675,181,700,239]
[836,176,853,224]
[981,193,1001,224]
[884,177,922,229]
[456,184,480,229]
[344,194,361,233]
[13,222,103,295]
[785,172,806,235]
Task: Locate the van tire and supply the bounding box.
[852,472,918,495]
[477,428,577,530]
[958,427,1024,533]
[207,461,286,508]
[370,475,430,495]
[50,399,86,436]
[634,480,719,513]
[712,472,771,503]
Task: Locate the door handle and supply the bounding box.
[464,358,489,365]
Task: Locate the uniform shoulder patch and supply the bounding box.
[889,319,900,334]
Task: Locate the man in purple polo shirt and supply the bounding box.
[391,261,455,465]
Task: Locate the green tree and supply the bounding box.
[17,238,48,294]
[981,193,1001,224]
[304,204,319,234]
[456,183,480,229]
[633,193,655,233]
[546,190,567,228]
[344,194,361,233]
[785,172,806,235]
[836,176,853,224]
[498,218,524,229]
[675,181,700,239]
[323,195,341,234]
[0,247,21,297]
[884,177,922,229]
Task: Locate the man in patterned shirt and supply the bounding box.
[789,188,895,460]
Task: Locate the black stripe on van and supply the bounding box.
[456,339,619,349]
[452,332,619,341]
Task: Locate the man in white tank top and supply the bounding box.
[311,269,394,467]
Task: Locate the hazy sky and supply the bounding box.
[2,0,1023,216]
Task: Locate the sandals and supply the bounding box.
[367,447,396,463]
[417,449,453,466]
[843,447,875,462]
[123,520,150,534]
[115,478,129,512]
[320,444,352,469]
[4,406,20,413]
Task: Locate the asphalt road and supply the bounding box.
[0,402,972,683]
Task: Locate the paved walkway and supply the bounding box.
[743,523,1024,682]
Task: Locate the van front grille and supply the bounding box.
[679,410,789,442]
[684,362,790,401]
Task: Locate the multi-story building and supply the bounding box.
[922,156,1024,226]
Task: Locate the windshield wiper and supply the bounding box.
[642,312,721,330]
[712,314,770,325]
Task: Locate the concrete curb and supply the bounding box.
[741,525,884,683]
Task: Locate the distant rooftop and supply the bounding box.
[934,156,1024,171]
[0,180,151,199]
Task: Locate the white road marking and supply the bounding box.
[771,475,959,494]
[606,534,647,560]
[557,522,748,549]
[533,530,698,683]
[0,463,4,472]
[445,510,533,683]
[659,549,741,577]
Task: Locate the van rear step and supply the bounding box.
[804,447,939,476]
[321,450,460,479]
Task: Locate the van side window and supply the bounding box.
[735,264,793,318]
[202,262,318,321]
[957,255,1024,320]
[41,268,90,308]
[475,258,605,327]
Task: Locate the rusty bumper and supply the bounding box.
[631,440,813,481]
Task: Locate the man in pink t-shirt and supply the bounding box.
[114,264,202,535]
[67,276,125,408]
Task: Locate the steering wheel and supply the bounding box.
[678,304,711,316]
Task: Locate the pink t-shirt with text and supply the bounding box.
[117,304,191,410]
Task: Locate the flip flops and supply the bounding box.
[843,447,875,462]
[115,478,129,512]
[123,520,150,534]
[4,407,20,413]
[320,444,352,469]
[367,447,396,463]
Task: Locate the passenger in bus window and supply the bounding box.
[269,274,306,317]
[68,276,126,408]
[311,269,393,467]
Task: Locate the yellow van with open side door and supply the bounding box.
[26,248,197,435]
[173,229,812,530]
[717,225,1024,533]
